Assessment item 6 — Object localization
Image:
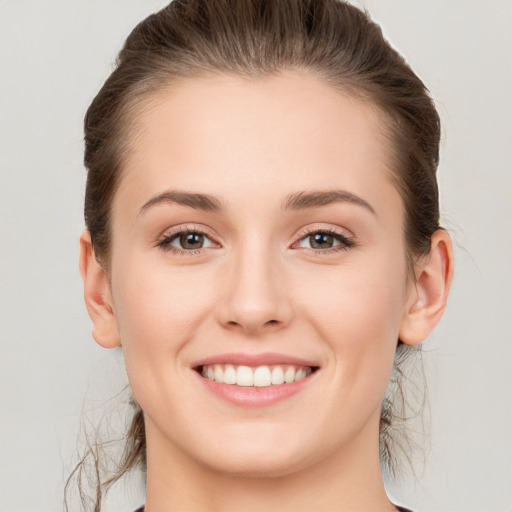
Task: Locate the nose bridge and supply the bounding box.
[217,233,291,334]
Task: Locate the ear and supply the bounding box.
[399,230,454,346]
[79,230,121,348]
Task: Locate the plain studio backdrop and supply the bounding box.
[0,1,510,511]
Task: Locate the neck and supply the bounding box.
[144,414,396,512]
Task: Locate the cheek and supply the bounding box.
[299,251,407,335]
[109,256,224,425]
[296,253,407,399]
[110,252,218,369]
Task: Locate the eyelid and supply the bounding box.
[155,223,355,255]
[291,224,356,251]
[159,223,217,238]
[293,223,354,241]
[156,224,221,253]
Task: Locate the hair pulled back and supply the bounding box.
[75,0,442,509]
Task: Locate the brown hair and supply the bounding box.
[69,0,441,509]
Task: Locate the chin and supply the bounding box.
[190,429,321,479]
[201,451,310,479]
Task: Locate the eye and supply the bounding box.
[295,229,355,252]
[157,229,217,253]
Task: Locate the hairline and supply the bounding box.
[98,68,424,279]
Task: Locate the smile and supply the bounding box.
[200,364,314,387]
[193,353,320,406]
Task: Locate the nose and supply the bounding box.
[215,244,293,336]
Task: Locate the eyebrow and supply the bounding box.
[139,190,225,215]
[138,188,376,216]
[283,190,376,215]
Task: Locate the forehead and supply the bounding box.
[116,70,399,219]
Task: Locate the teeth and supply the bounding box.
[223,364,237,385]
[214,364,223,383]
[271,366,285,385]
[284,366,295,383]
[200,364,313,387]
[237,366,254,386]
[295,368,306,381]
[253,366,272,387]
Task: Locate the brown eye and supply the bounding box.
[179,232,205,249]
[296,230,354,252]
[308,233,335,249]
[158,230,216,252]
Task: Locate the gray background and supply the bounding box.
[0,1,511,511]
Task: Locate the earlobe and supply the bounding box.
[399,230,454,346]
[79,230,121,348]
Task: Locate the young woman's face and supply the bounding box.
[108,71,415,476]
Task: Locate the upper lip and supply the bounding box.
[192,352,320,369]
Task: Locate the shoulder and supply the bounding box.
[135,507,413,512]
[136,507,412,512]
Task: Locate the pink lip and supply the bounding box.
[191,352,320,408]
[192,352,319,368]
[194,370,318,407]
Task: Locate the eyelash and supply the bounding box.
[293,227,356,254]
[156,227,218,256]
[156,227,355,256]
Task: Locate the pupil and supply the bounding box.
[181,233,203,249]
[310,233,333,249]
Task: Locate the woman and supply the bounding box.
[74,0,454,510]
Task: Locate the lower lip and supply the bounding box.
[195,371,317,407]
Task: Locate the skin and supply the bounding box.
[80,71,453,512]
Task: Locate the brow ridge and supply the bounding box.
[283,190,376,214]
[139,189,375,216]
[139,190,224,214]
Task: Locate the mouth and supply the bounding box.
[192,353,320,406]
[196,363,318,388]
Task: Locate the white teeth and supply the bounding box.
[236,366,253,386]
[284,366,296,383]
[295,368,306,381]
[214,364,223,383]
[223,364,237,385]
[201,364,313,387]
[253,366,272,387]
[271,366,285,385]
